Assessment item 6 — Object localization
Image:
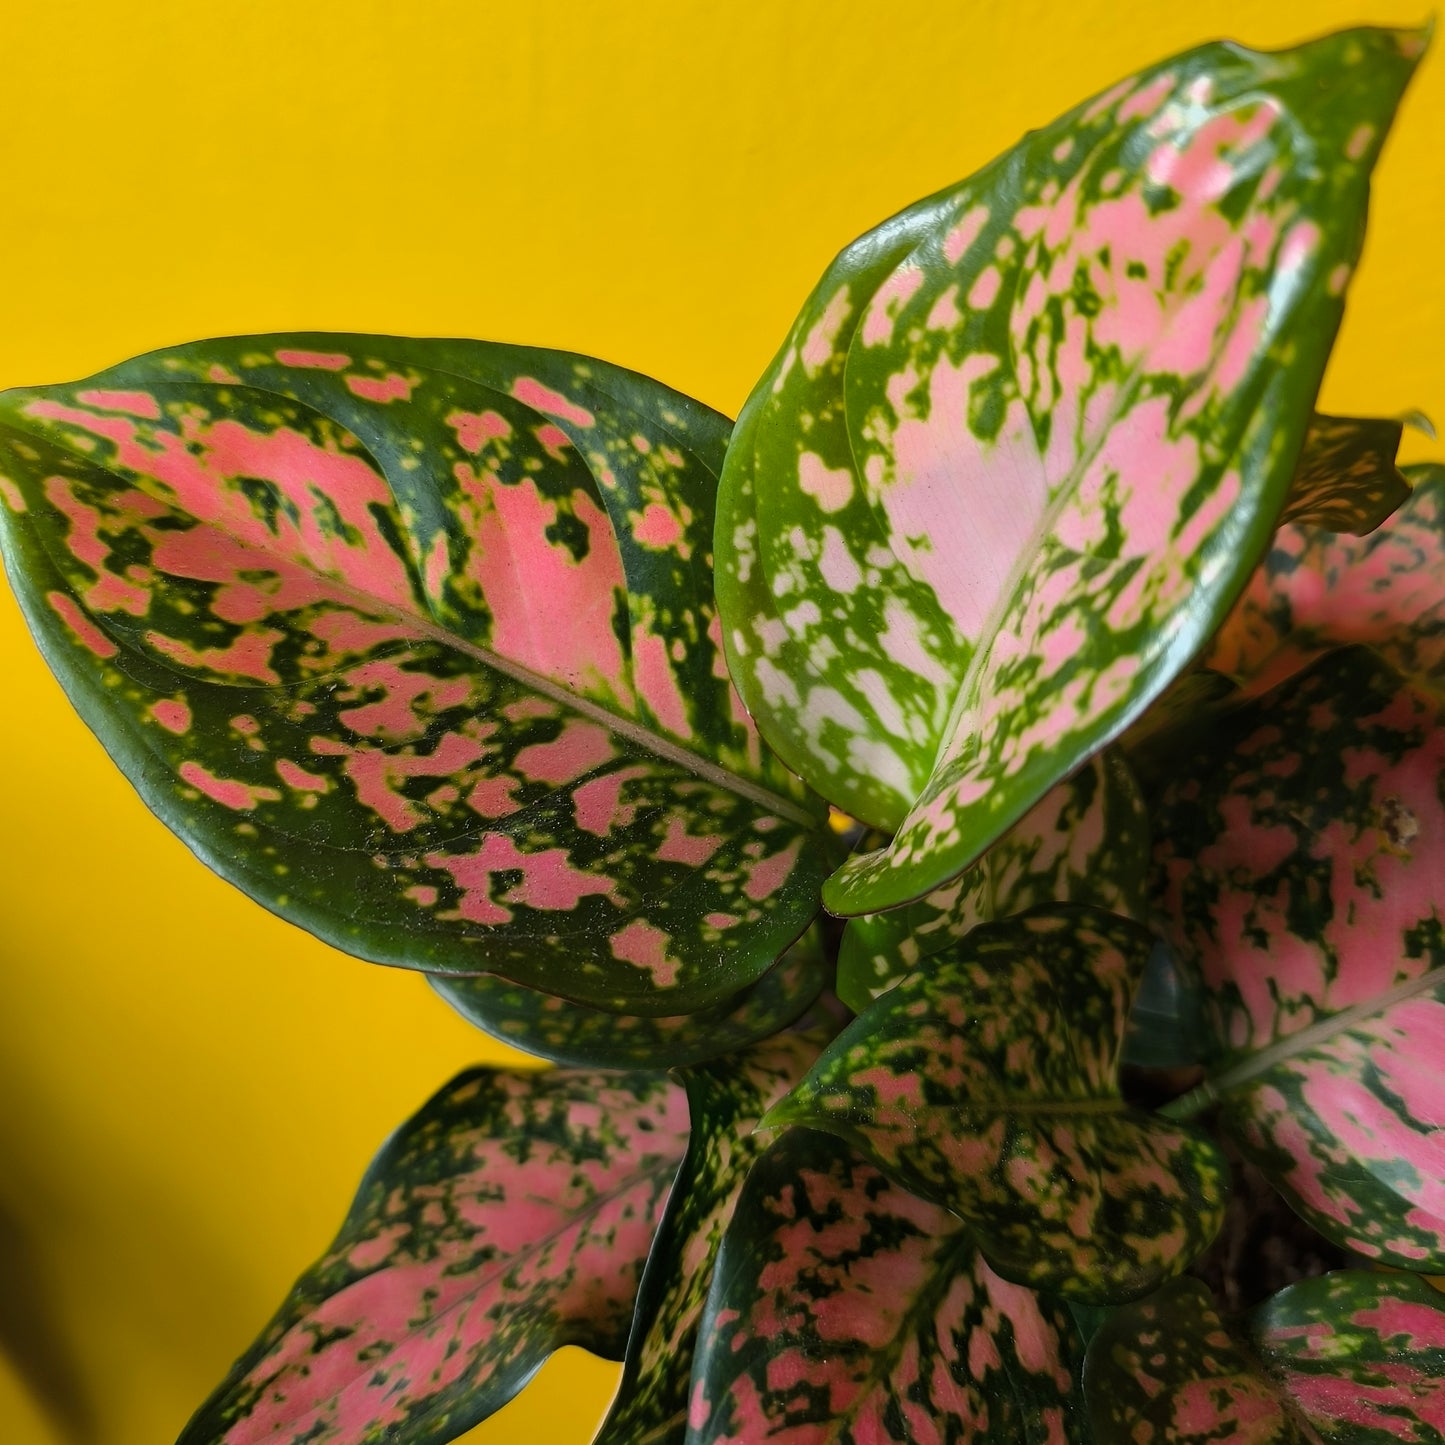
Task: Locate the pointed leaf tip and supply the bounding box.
[0,335,830,1015]
[715,26,1425,915]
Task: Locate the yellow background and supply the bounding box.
[1,3,1440,1442]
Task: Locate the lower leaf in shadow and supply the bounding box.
[686,1127,1085,1445]
[1084,1271,1445,1444]
[596,1033,824,1445]
[1278,411,1415,536]
[768,907,1228,1303]
[429,929,828,1070]
[178,1067,689,1445]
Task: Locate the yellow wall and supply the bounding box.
[0,3,1439,1442]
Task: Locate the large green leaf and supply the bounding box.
[1204,464,1445,704]
[1153,647,1445,1269]
[430,927,828,1069]
[768,907,1227,1302]
[1085,1272,1445,1444]
[713,27,1423,915]
[836,750,1148,1013]
[178,1066,689,1445]
[596,1034,822,1445]
[0,336,829,1013]
[686,1126,1085,1445]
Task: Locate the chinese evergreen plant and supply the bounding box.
[2,24,1443,1445]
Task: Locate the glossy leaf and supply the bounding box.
[715,188,958,829]
[1253,1271,1445,1442]
[836,750,1148,1013]
[1084,1277,1302,1445]
[1153,647,1445,1268]
[430,928,828,1070]
[0,336,829,1013]
[1120,938,1206,1071]
[713,27,1423,914]
[597,1034,822,1445]
[686,1127,1085,1445]
[769,907,1228,1301]
[1204,464,1445,704]
[1278,412,1414,535]
[178,1066,689,1445]
[1085,1271,1445,1444]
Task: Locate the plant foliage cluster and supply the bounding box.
[2,24,1443,1445]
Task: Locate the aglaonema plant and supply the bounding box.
[1,23,1442,1445]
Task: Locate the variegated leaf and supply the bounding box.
[596,1033,822,1445]
[716,189,959,830]
[430,927,828,1070]
[1278,412,1414,536]
[1085,1272,1445,1444]
[0,336,829,1014]
[1153,647,1445,1269]
[178,1066,689,1445]
[1204,464,1445,704]
[836,750,1148,1013]
[712,27,1423,915]
[686,1127,1085,1445]
[1084,1277,1303,1445]
[1252,1271,1445,1442]
[768,907,1227,1302]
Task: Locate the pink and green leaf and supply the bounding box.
[1204,464,1445,704]
[177,1066,689,1445]
[1153,646,1445,1268]
[715,190,961,830]
[1277,412,1416,536]
[686,1127,1085,1445]
[1085,1271,1445,1444]
[1084,1277,1303,1445]
[712,27,1423,914]
[768,907,1227,1302]
[836,749,1148,1013]
[1252,1270,1445,1442]
[430,927,829,1070]
[0,337,829,1014]
[596,1034,823,1445]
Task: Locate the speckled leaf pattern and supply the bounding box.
[596,1034,822,1445]
[0,336,828,1014]
[178,1066,690,1445]
[1084,1278,1303,1445]
[686,1127,1085,1445]
[712,27,1423,915]
[1252,1271,1445,1441]
[1278,412,1413,536]
[1204,464,1445,704]
[716,189,958,829]
[1085,1271,1445,1444]
[430,928,828,1070]
[836,750,1148,1013]
[1153,647,1445,1268]
[769,907,1227,1302]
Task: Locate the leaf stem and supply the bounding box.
[1157,1080,1218,1122]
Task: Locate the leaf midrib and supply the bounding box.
[1161,964,1445,1120]
[0,404,816,829]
